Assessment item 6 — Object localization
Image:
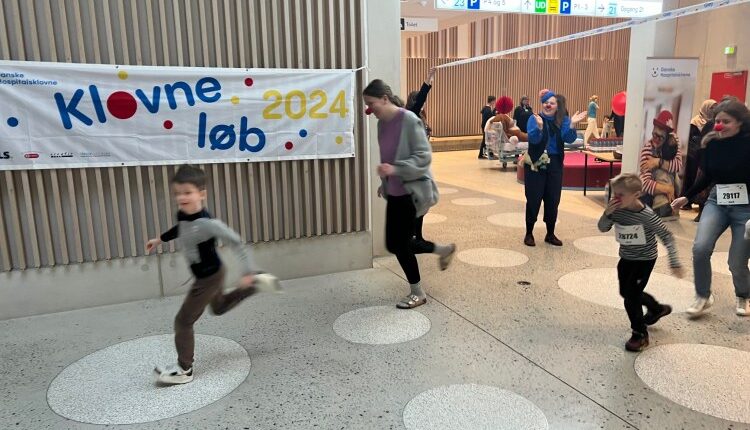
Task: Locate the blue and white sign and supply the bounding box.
[435,0,663,17]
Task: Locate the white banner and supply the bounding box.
[0,61,356,170]
[639,57,699,216]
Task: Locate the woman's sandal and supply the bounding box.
[397,295,427,309]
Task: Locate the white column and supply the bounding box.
[366,0,401,257]
[621,0,678,173]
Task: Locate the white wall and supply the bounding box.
[368,0,402,257]
[675,0,750,111]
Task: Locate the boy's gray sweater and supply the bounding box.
[160,208,254,279]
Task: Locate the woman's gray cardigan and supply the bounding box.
[378,110,439,217]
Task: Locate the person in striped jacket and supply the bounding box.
[599,173,683,352]
[639,110,683,218]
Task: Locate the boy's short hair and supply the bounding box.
[610,173,642,194]
[487,96,496,103]
[172,164,207,190]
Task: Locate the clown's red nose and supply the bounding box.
[714,123,724,132]
[365,107,373,115]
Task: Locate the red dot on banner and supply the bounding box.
[285,141,294,150]
[164,120,173,129]
[106,91,137,119]
[244,78,254,87]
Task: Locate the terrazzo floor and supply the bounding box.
[1,150,749,429]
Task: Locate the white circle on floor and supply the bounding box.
[333,306,430,345]
[403,384,548,430]
[573,235,667,258]
[635,344,750,424]
[558,268,695,312]
[711,252,750,275]
[452,197,496,206]
[457,248,529,268]
[487,213,526,228]
[439,187,459,195]
[486,213,552,229]
[424,213,447,224]
[47,334,250,425]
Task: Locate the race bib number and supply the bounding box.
[615,224,646,246]
[717,184,749,206]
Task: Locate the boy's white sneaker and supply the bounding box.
[737,297,749,316]
[254,273,282,293]
[154,364,193,385]
[686,294,714,317]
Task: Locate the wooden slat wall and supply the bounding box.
[404,13,630,137]
[0,0,367,272]
[406,14,630,60]
[408,57,628,137]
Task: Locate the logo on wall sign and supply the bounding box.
[651,68,659,77]
[79,151,112,158]
[0,151,10,159]
[50,152,74,158]
[24,152,40,159]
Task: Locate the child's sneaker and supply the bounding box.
[644,304,672,326]
[736,297,749,316]
[155,364,193,385]
[686,294,714,317]
[254,273,282,293]
[625,331,649,352]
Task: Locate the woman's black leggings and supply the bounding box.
[386,195,421,284]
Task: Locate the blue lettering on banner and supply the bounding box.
[135,87,162,113]
[468,0,481,9]
[198,112,266,153]
[54,88,93,129]
[195,77,221,103]
[54,77,224,130]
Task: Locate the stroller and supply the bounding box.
[484,120,527,169]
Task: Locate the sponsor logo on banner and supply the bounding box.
[79,151,112,158]
[50,152,74,158]
[0,151,11,159]
[24,152,40,159]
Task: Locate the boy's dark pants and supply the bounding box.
[617,258,661,334]
[174,267,255,370]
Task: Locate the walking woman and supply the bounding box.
[363,79,456,309]
[671,99,750,317]
[523,90,586,246]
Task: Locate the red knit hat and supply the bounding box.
[653,110,674,132]
[495,96,514,114]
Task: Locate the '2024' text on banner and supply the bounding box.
[0,60,356,170]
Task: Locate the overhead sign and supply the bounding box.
[436,0,663,17]
[400,17,439,32]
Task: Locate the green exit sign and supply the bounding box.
[724,46,736,55]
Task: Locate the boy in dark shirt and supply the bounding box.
[599,173,683,351]
[146,164,280,384]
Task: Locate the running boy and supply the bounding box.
[598,173,683,352]
[146,164,279,384]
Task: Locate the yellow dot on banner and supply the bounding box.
[230,96,240,104]
[117,70,128,80]
[336,136,344,144]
